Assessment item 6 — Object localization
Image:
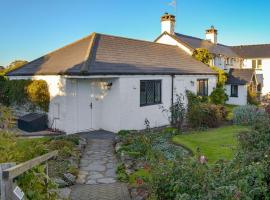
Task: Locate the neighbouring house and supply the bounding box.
[155,13,269,105]
[7,33,217,134]
[0,66,4,71]
[225,69,258,105]
[232,45,270,95]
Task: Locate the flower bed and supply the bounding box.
[0,131,87,199]
[114,128,189,199]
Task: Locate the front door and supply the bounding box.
[77,80,93,132]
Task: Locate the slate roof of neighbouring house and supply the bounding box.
[7,33,217,76]
[0,66,4,70]
[231,44,270,58]
[226,68,256,85]
[165,33,239,57]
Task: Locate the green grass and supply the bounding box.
[172,125,250,163]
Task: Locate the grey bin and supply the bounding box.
[18,113,48,132]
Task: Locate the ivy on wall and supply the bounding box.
[0,78,50,112]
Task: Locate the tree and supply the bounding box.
[1,60,28,76]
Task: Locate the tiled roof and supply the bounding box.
[7,33,216,76]
[174,33,239,57]
[227,68,255,85]
[231,44,270,58]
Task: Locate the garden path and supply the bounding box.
[70,130,130,200]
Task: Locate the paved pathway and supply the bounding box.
[76,138,117,184]
[70,130,130,200]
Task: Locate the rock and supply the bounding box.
[124,160,134,169]
[79,137,87,146]
[115,142,122,152]
[68,157,79,168]
[54,187,71,200]
[126,168,135,175]
[96,178,116,184]
[63,173,76,185]
[52,178,69,188]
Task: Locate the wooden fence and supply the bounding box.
[1,150,58,200]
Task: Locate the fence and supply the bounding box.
[0,150,58,200]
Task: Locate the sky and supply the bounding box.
[1,0,270,67]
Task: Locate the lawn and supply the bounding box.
[172,125,250,163]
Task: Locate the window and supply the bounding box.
[252,60,257,69]
[197,79,208,96]
[231,85,238,97]
[252,59,262,69]
[257,59,262,69]
[140,80,161,106]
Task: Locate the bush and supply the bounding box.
[186,90,208,110]
[210,86,228,105]
[233,105,267,126]
[187,103,223,128]
[0,105,14,128]
[161,94,186,132]
[26,80,50,112]
[0,79,50,111]
[247,89,259,105]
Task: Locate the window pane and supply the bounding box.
[154,81,161,103]
[252,60,256,69]
[231,85,238,97]
[146,81,155,104]
[257,60,262,69]
[197,79,208,96]
[140,81,146,105]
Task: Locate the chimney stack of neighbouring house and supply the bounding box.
[161,13,176,35]
[205,26,218,44]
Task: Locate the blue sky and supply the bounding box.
[1,0,270,67]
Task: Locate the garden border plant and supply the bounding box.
[0,79,50,112]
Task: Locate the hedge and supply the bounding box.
[0,79,50,112]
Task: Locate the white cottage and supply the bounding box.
[155,13,266,105]
[7,33,217,134]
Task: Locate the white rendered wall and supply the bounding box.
[155,34,193,55]
[225,84,247,105]
[117,74,217,131]
[8,74,217,134]
[243,58,270,95]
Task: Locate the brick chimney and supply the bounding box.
[161,13,176,35]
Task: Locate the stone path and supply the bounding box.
[76,139,117,185]
[70,131,130,200]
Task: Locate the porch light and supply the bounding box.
[106,82,113,90]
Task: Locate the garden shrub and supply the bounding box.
[26,80,50,112]
[186,90,208,109]
[247,88,259,105]
[233,105,267,126]
[0,79,50,111]
[187,103,223,128]
[0,105,14,128]
[116,163,129,182]
[210,86,228,105]
[161,94,186,132]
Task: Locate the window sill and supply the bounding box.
[140,102,162,107]
[230,96,238,98]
